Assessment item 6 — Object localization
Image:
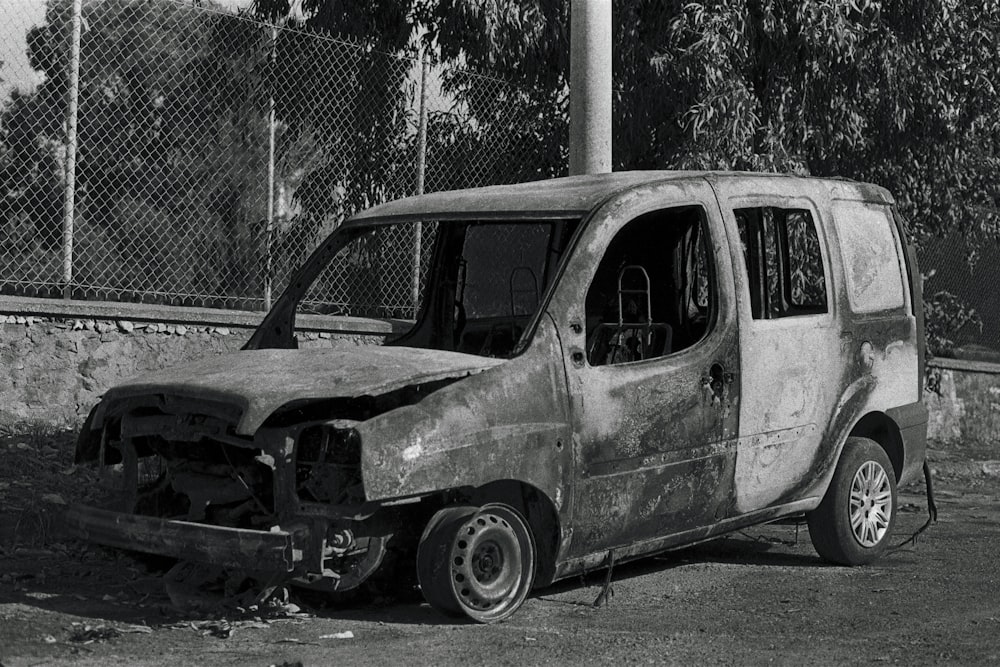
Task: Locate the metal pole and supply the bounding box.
[263,24,277,311]
[62,0,83,299]
[411,52,429,313]
[569,0,612,176]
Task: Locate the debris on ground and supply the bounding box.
[68,624,122,644]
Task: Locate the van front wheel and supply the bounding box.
[807,437,897,565]
[416,503,536,623]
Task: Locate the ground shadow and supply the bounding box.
[0,523,928,628]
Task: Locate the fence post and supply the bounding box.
[263,23,278,311]
[61,0,83,300]
[411,52,429,313]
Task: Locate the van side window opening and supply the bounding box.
[585,206,715,366]
[735,206,828,319]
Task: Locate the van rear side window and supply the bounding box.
[832,201,906,314]
[735,206,828,319]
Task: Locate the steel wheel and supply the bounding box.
[849,460,893,547]
[807,437,897,565]
[417,503,536,623]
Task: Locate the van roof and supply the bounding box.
[346,171,894,224]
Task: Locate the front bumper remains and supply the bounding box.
[64,505,303,573]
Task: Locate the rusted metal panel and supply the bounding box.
[92,347,504,435]
[63,505,301,572]
[731,315,844,512]
[713,174,922,516]
[348,172,702,224]
[544,178,741,557]
[358,316,572,511]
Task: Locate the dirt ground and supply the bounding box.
[1,428,998,666]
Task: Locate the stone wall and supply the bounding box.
[3,298,999,443]
[925,358,1000,443]
[1,299,387,427]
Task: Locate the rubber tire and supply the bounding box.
[415,506,476,616]
[807,437,897,565]
[416,503,536,623]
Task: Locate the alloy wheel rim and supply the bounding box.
[849,460,892,547]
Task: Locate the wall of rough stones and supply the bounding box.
[925,358,1000,443]
[1,312,384,427]
[2,299,997,444]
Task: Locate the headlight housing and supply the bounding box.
[295,420,364,504]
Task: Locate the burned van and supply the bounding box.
[66,172,927,622]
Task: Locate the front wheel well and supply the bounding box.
[848,412,904,481]
[468,480,561,588]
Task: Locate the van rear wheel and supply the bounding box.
[416,503,536,623]
[807,437,897,565]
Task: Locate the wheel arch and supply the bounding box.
[846,411,904,482]
[469,479,562,588]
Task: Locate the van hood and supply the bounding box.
[99,346,505,434]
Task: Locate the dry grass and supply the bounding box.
[0,420,99,549]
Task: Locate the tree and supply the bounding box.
[414,0,1000,245]
[1,0,277,305]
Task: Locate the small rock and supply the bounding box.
[320,631,354,639]
[42,493,67,505]
[982,461,1000,477]
[215,327,231,336]
[73,319,85,330]
[176,324,188,335]
[95,321,115,334]
[117,320,134,333]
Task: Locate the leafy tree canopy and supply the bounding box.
[273,0,1000,243]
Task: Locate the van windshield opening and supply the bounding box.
[292,218,580,358]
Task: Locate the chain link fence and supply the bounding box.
[3,1,998,356]
[919,235,1000,360]
[0,0,556,315]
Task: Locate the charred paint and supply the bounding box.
[358,315,572,508]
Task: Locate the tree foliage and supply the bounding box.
[411,0,1000,244]
[1,0,277,303]
[5,0,999,320]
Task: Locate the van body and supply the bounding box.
[67,172,927,622]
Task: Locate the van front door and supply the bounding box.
[548,179,740,558]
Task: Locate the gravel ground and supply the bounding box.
[1,429,997,666]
